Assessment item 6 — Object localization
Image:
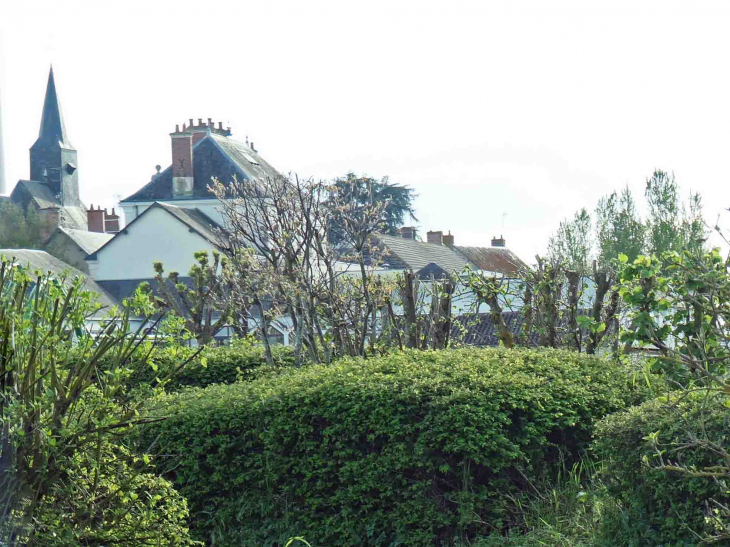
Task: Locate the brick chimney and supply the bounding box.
[400,226,417,240]
[171,125,194,198]
[427,230,443,245]
[491,235,506,247]
[443,231,454,247]
[87,204,105,233]
[105,208,120,234]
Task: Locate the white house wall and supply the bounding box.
[90,206,218,281]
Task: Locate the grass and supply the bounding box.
[457,454,622,547]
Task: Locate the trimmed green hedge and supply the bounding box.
[143,348,657,546]
[594,393,730,546]
[119,338,295,392]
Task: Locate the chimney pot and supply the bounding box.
[208,118,213,126]
[189,118,194,127]
[198,118,203,126]
[218,121,223,130]
[175,124,180,132]
[182,123,187,131]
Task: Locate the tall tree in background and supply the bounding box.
[549,171,707,271]
[595,186,645,268]
[645,170,706,255]
[547,208,593,273]
[328,173,417,244]
[0,202,44,249]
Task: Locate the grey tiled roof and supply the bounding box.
[369,233,473,274]
[121,134,280,203]
[16,180,59,209]
[453,312,539,347]
[56,227,113,254]
[453,246,528,275]
[96,277,193,305]
[156,203,225,246]
[58,205,88,231]
[10,181,86,230]
[0,249,118,311]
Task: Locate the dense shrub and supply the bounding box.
[114,338,295,392]
[594,393,730,546]
[29,444,196,546]
[142,347,658,546]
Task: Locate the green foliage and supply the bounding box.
[461,457,618,547]
[142,250,235,345]
[328,173,418,244]
[618,248,730,382]
[549,171,706,272]
[121,337,295,392]
[143,348,657,546]
[0,201,44,249]
[645,170,706,256]
[593,393,730,546]
[595,186,645,268]
[27,404,196,546]
[548,208,592,273]
[0,257,196,545]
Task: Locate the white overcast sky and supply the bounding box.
[1,0,729,262]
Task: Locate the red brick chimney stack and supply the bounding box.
[427,230,443,245]
[87,204,105,233]
[105,208,120,233]
[170,125,194,198]
[491,235,506,247]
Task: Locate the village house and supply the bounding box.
[85,119,288,343]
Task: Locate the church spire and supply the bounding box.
[29,67,80,206]
[36,66,73,149]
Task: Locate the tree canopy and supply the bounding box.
[0,201,45,249]
[327,173,417,245]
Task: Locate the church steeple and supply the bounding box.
[29,67,80,206]
[35,66,73,149]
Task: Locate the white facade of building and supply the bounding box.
[88,205,218,281]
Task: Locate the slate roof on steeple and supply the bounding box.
[31,67,74,151]
[121,133,280,203]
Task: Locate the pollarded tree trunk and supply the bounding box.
[431,281,454,349]
[484,287,514,349]
[401,271,419,349]
[566,271,582,352]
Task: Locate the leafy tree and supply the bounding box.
[328,173,417,244]
[617,244,730,542]
[143,251,236,346]
[645,170,706,255]
[213,173,399,365]
[0,256,198,545]
[0,201,44,249]
[595,186,645,267]
[547,208,593,273]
